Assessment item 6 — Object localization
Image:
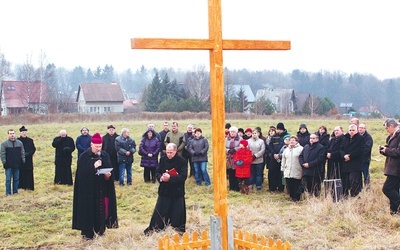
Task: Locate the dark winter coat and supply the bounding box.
[115,135,136,164]
[1,139,25,169]
[317,132,330,150]
[156,154,188,199]
[182,132,194,160]
[382,128,400,177]
[299,142,326,178]
[188,136,209,162]
[18,136,36,169]
[76,134,92,158]
[52,135,75,167]
[340,133,365,173]
[297,130,310,147]
[327,134,344,178]
[139,129,161,168]
[361,131,373,163]
[102,132,119,168]
[18,136,36,190]
[72,149,118,233]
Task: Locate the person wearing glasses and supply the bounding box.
[339,124,366,197]
[380,119,400,215]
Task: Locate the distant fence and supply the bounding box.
[158,230,290,250]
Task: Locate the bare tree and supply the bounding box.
[0,50,12,80]
[184,65,210,102]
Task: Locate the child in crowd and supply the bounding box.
[233,140,253,194]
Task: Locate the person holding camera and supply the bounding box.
[380,118,400,215]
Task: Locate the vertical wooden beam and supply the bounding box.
[208,0,228,249]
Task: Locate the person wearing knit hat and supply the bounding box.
[18,126,36,191]
[73,132,118,239]
[239,139,248,148]
[267,122,288,192]
[226,125,241,192]
[297,124,310,147]
[243,128,252,140]
[91,133,103,144]
[234,139,253,194]
[276,122,285,131]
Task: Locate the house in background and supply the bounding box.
[76,82,125,114]
[231,84,255,112]
[1,80,49,116]
[256,87,297,113]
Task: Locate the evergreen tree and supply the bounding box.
[86,68,94,82]
[144,72,163,111]
[236,87,249,112]
[94,66,103,82]
[102,64,115,83]
[253,96,275,115]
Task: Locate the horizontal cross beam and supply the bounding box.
[131,38,291,50]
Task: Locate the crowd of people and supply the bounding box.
[225,118,376,201]
[3,117,400,239]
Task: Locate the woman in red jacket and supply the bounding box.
[234,140,254,194]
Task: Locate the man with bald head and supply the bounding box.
[52,130,75,185]
[340,124,365,197]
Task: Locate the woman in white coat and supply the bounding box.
[281,135,303,201]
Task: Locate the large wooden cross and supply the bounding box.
[131,0,290,248]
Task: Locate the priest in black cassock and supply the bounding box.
[144,143,188,235]
[18,126,36,190]
[72,133,118,239]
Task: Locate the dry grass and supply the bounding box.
[0,116,397,249]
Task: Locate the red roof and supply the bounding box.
[77,83,125,102]
[1,81,49,108]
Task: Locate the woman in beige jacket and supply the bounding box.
[281,135,303,201]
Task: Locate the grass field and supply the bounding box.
[0,118,399,249]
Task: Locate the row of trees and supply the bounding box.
[1,49,399,116]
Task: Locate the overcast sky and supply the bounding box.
[1,0,399,80]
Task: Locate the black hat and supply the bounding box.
[299,124,307,129]
[238,128,245,134]
[107,124,116,129]
[276,122,285,130]
[19,126,27,132]
[225,123,231,129]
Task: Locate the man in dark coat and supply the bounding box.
[52,130,75,185]
[102,124,119,181]
[72,133,118,239]
[18,126,36,190]
[340,124,366,197]
[358,123,373,187]
[326,126,345,180]
[144,143,188,235]
[380,119,400,215]
[299,133,326,196]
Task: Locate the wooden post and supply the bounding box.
[131,1,290,249]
